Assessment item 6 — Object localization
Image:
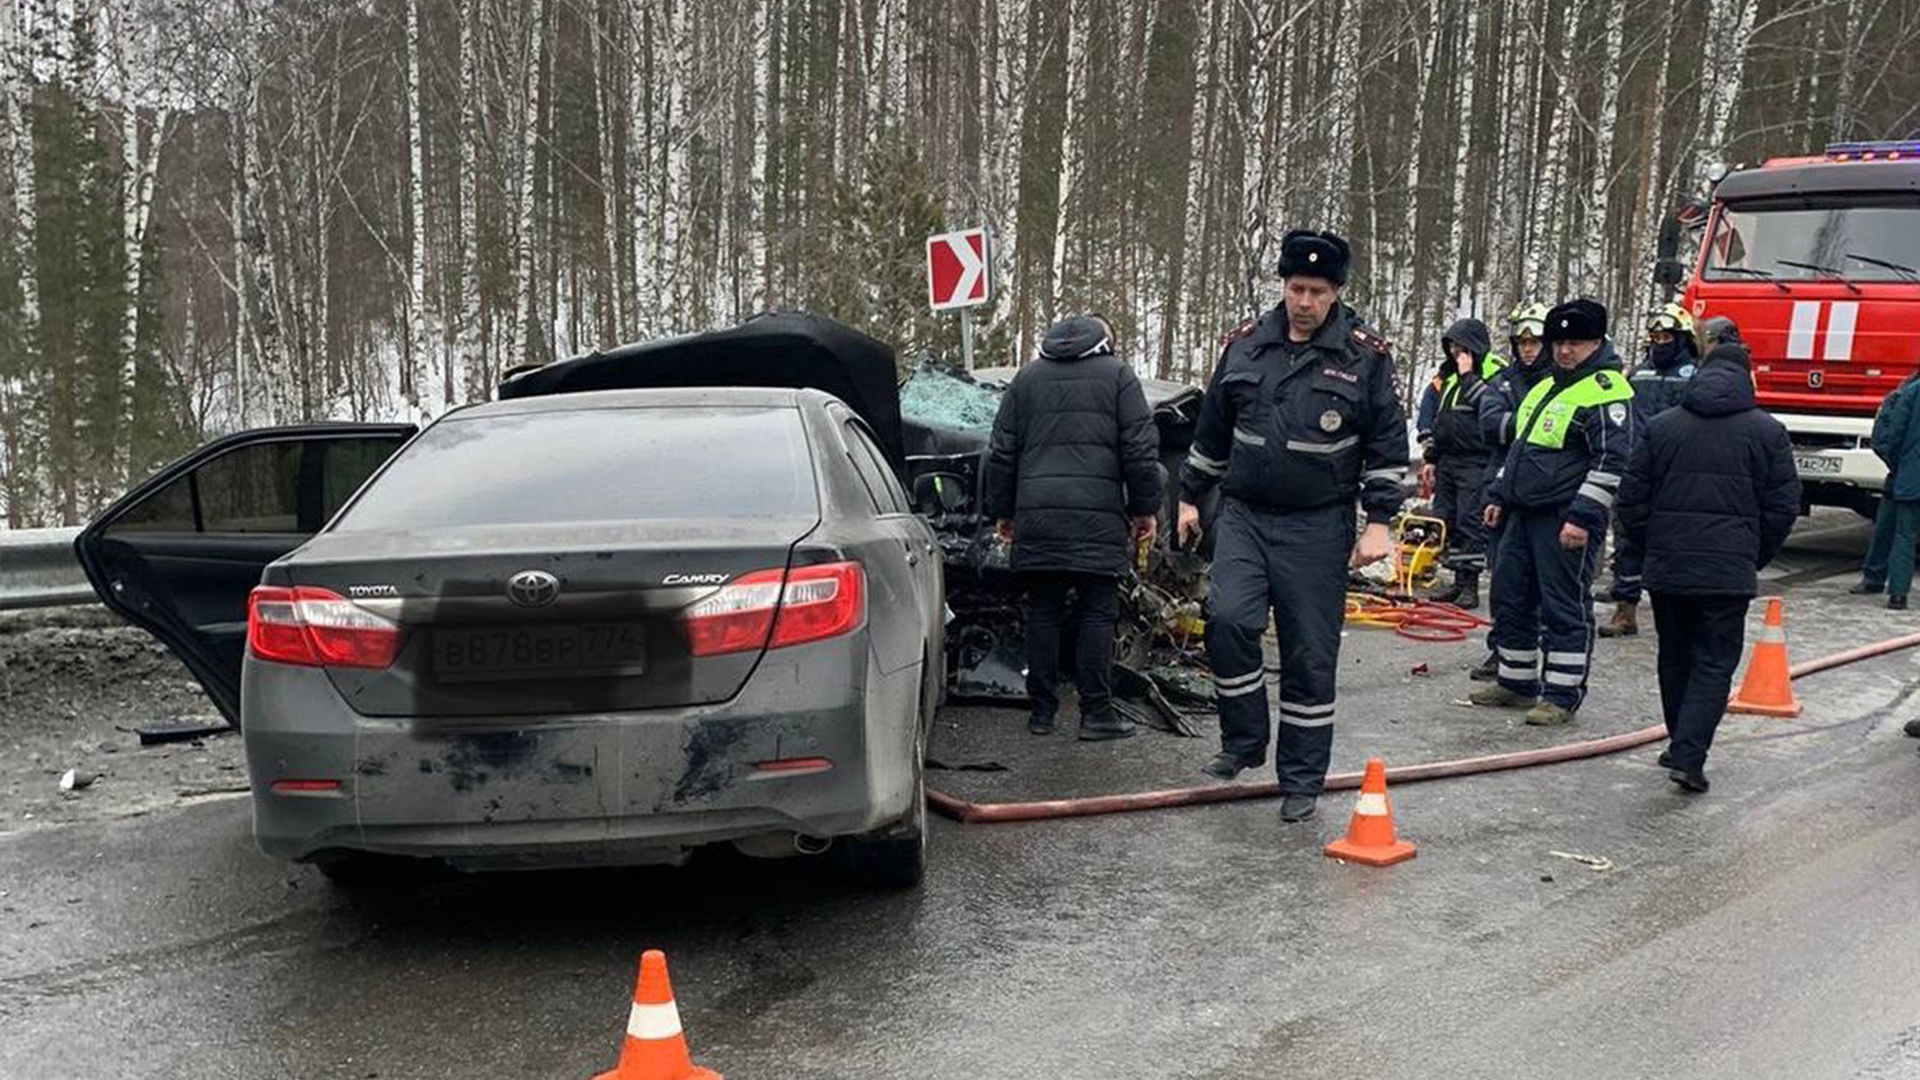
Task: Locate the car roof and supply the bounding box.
[452,385,813,420]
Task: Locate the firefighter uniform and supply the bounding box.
[1181,233,1409,797]
[1486,300,1633,717]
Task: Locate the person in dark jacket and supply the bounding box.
[1467,302,1550,679]
[1617,342,1800,792]
[1600,303,1700,638]
[1868,372,1920,611]
[1176,229,1407,823]
[1473,298,1633,726]
[1420,318,1505,608]
[984,315,1162,740]
[1852,375,1919,604]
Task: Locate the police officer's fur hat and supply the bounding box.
[1543,298,1608,343]
[1277,229,1351,286]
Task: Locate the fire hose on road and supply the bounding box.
[926,630,1920,825]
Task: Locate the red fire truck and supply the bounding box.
[1655,139,1920,516]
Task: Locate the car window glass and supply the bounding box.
[195,441,304,532]
[106,435,406,536]
[108,472,197,533]
[851,423,911,514]
[841,421,894,515]
[330,407,817,531]
[320,437,402,521]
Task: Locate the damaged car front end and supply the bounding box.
[899,362,1219,735]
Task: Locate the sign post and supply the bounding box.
[926,227,992,369]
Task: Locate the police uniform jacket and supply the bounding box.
[1180,304,1408,524]
[1488,343,1634,535]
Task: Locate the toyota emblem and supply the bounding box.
[506,570,560,608]
[1808,370,1824,389]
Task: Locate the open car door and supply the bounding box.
[74,424,415,727]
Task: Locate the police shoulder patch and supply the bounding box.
[1679,364,1697,378]
[1350,324,1393,356]
[1220,317,1258,348]
[1594,371,1616,390]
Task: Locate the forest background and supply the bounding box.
[3,0,1919,526]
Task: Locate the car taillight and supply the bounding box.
[247,586,403,669]
[680,562,866,657]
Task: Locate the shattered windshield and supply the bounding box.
[899,364,1004,431]
[1706,199,1920,283]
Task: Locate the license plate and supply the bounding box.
[434,624,646,682]
[1794,454,1843,475]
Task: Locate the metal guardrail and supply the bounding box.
[0,527,97,610]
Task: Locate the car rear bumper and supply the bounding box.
[239,635,922,867]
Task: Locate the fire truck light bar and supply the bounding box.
[1824,140,1920,161]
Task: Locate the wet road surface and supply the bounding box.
[3,516,1918,1080]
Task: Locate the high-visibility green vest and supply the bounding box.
[1438,351,1508,411]
[1513,368,1632,450]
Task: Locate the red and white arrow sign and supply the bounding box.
[927,228,990,311]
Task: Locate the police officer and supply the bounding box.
[1472,298,1633,726]
[1467,301,1551,680]
[1175,229,1408,822]
[1419,318,1506,608]
[1599,302,1699,637]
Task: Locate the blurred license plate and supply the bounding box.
[1794,454,1843,475]
[434,624,645,682]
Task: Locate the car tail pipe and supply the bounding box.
[927,630,1920,825]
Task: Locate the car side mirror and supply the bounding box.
[912,472,972,515]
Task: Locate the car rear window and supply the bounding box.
[330,406,817,531]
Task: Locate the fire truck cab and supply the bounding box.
[1657,140,1920,516]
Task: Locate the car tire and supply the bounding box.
[843,661,931,891]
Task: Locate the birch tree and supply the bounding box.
[1047,0,1088,320]
[510,0,548,365]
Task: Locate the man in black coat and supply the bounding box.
[1617,342,1801,793]
[984,315,1163,740]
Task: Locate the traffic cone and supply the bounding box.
[1728,597,1802,718]
[593,950,722,1080]
[1323,758,1418,867]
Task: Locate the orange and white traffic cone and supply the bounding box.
[1323,758,1418,867]
[593,950,722,1080]
[1728,597,1802,718]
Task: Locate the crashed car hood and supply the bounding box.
[499,311,906,470]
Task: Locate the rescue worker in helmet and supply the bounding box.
[1418,319,1506,608]
[1599,302,1699,637]
[1468,302,1551,681]
[1472,298,1634,726]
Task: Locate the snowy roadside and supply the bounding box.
[0,607,245,838]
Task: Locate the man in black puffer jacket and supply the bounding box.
[984,315,1162,740]
[1617,342,1800,794]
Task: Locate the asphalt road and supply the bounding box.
[2,515,1918,1080]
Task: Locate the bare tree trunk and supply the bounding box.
[1692,0,1758,192]
[1048,0,1089,320]
[987,0,1030,335]
[1829,0,1865,139]
[1632,0,1683,315]
[1571,0,1623,305]
[404,0,430,414]
[1319,0,1361,230]
[1,0,37,524]
[1442,0,1481,318]
[1531,0,1579,299]
[455,0,481,400]
[511,0,549,364]
[1392,0,1442,339]
[592,0,622,341]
